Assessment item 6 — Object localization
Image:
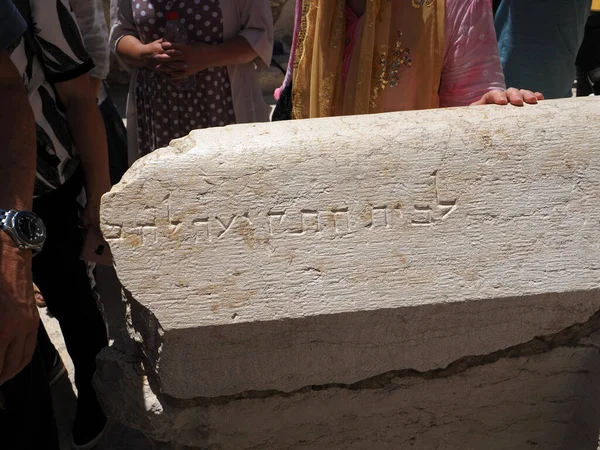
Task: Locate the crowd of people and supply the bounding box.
[0,0,598,449]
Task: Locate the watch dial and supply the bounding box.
[16,213,45,246]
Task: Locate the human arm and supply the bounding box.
[31,0,110,229]
[236,0,274,68]
[154,0,274,78]
[0,40,39,384]
[110,0,166,70]
[439,0,540,107]
[109,0,166,72]
[116,35,165,69]
[439,0,504,106]
[69,0,109,96]
[440,0,542,107]
[156,36,260,78]
[55,73,111,230]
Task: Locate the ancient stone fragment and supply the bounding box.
[97,98,600,449]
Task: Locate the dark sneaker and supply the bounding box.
[72,392,108,450]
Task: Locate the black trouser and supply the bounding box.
[0,334,60,450]
[32,170,108,396]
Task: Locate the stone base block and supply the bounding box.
[97,326,600,449]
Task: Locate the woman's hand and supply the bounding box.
[141,39,168,69]
[152,36,257,80]
[116,36,165,69]
[471,88,544,106]
[152,42,213,79]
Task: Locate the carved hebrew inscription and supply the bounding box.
[411,171,457,226]
[105,171,457,246]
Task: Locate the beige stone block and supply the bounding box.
[101,98,600,398]
[97,98,600,448]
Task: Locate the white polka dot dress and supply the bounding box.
[131,0,236,156]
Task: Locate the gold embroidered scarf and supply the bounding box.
[292,0,444,119]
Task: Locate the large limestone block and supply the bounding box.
[98,98,600,448]
[101,98,600,403]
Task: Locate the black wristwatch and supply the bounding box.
[0,209,46,254]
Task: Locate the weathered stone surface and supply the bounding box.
[98,98,600,448]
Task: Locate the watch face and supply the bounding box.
[14,211,46,246]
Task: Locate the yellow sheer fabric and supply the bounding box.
[292,0,445,119]
[292,0,346,118]
[293,0,392,118]
[343,1,393,115]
